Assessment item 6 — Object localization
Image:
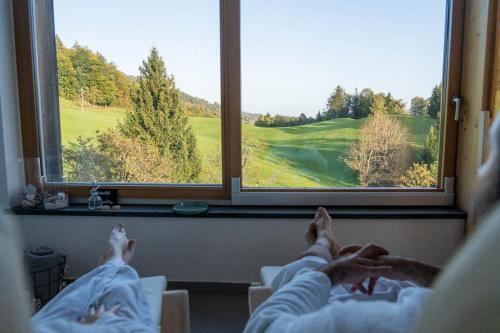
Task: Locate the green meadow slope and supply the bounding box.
[59,99,436,187]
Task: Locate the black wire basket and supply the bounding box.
[26,248,66,311]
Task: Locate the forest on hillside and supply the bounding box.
[57,37,219,117]
[55,37,258,122]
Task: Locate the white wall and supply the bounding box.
[17,215,464,282]
[0,0,24,210]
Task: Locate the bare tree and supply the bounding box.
[345,114,409,186]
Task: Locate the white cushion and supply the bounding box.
[140,276,167,326]
[260,266,283,287]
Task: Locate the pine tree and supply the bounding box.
[315,111,322,122]
[428,84,442,119]
[298,113,308,125]
[121,47,201,182]
[422,124,439,165]
[324,85,350,119]
[350,88,362,119]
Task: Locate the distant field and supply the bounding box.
[59,99,436,187]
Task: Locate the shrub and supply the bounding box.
[96,131,176,183]
[64,131,176,183]
[63,136,112,182]
[398,162,437,187]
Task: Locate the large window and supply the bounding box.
[13,0,465,204]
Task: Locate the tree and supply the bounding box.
[56,39,132,107]
[315,111,323,122]
[385,93,406,115]
[370,93,387,115]
[428,84,442,119]
[324,85,350,119]
[120,47,201,182]
[55,36,79,100]
[410,97,429,116]
[56,51,79,100]
[345,113,409,186]
[422,124,439,165]
[350,89,362,119]
[273,115,288,127]
[359,88,374,118]
[298,113,308,125]
[255,113,274,127]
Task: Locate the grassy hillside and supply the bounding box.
[60,98,127,145]
[241,116,435,187]
[59,99,436,187]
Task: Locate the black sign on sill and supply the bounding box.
[97,189,118,206]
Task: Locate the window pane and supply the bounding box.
[40,0,221,184]
[241,0,447,188]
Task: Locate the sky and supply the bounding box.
[54,0,448,117]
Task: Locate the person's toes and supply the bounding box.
[123,239,136,264]
[113,224,126,234]
[304,221,317,245]
[318,208,333,227]
[318,207,330,219]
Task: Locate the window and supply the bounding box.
[13,0,466,205]
[242,1,448,189]
[32,0,222,188]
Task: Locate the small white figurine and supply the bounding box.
[20,184,42,208]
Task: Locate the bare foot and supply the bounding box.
[304,220,317,246]
[304,208,341,256]
[123,239,136,264]
[98,224,129,265]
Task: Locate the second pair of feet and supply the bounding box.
[98,224,136,265]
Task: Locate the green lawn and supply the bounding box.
[241,116,435,187]
[60,98,127,145]
[59,99,436,187]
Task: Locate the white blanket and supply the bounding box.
[32,260,156,333]
[245,256,432,333]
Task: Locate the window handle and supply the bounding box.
[452,96,461,121]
